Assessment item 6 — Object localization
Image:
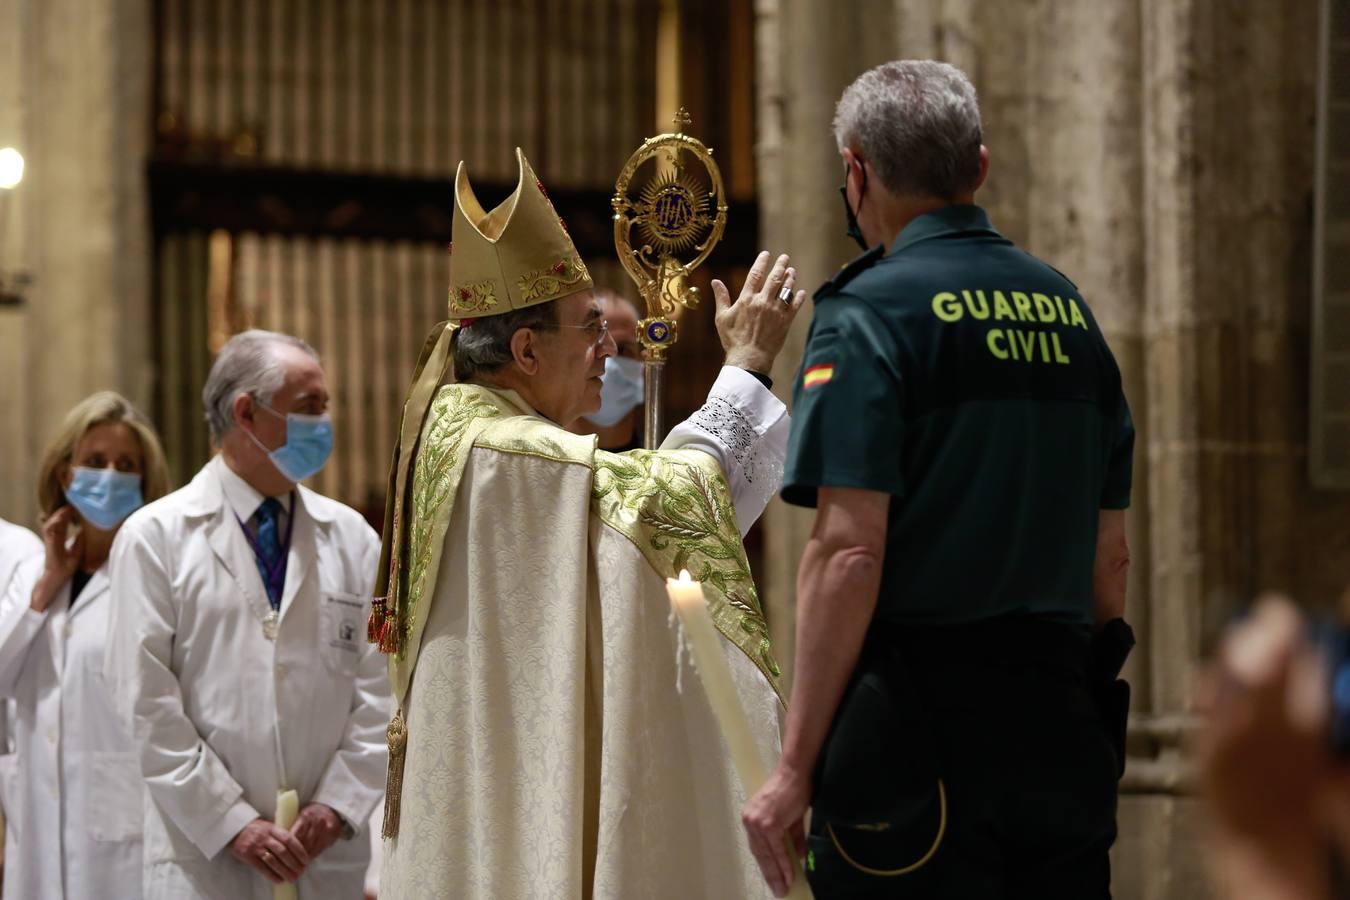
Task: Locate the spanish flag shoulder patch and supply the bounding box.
[803,364,834,390]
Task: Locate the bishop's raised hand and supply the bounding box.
[713,251,807,376]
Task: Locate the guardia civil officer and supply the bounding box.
[741,60,1135,899]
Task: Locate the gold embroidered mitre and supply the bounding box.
[448,147,593,320]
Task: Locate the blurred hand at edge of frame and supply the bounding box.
[1196,595,1350,899]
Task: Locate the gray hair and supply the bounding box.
[202,329,320,442]
[452,301,560,382]
[833,60,983,201]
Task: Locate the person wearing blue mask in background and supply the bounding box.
[568,287,646,451]
[0,390,171,900]
[104,330,389,900]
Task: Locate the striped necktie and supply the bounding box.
[252,497,285,608]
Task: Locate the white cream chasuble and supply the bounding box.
[376,377,787,900]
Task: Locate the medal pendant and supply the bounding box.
[262,611,280,641]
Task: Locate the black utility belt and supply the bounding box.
[868,615,1095,672]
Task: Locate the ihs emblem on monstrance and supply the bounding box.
[613,108,728,447]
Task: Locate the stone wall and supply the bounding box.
[753,0,1350,896]
[0,0,151,527]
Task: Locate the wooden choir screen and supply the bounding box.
[153,0,654,183]
[150,0,660,517]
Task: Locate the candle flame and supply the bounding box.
[678,569,692,583]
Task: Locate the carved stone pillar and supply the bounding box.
[754,0,899,681]
[0,0,152,524]
[0,0,33,522]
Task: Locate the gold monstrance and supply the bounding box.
[613,109,728,447]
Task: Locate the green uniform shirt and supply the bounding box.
[783,205,1134,627]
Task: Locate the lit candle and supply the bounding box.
[667,570,812,899]
[274,788,299,900]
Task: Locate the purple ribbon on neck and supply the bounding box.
[235,494,295,611]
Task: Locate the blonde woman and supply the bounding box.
[0,391,170,900]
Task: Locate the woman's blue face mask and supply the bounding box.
[65,466,144,531]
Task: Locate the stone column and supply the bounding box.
[1022,0,1154,705]
[0,0,33,523]
[754,0,899,686]
[1118,0,1348,890]
[0,0,152,525]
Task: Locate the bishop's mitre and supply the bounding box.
[448,147,593,321]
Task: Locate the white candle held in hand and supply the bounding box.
[274,789,299,900]
[666,570,812,899]
[667,570,769,791]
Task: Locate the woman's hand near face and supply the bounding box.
[30,506,82,613]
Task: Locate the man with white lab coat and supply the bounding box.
[106,330,389,900]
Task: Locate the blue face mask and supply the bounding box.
[586,355,645,427]
[249,401,334,483]
[65,466,144,531]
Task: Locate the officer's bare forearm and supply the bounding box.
[779,537,882,776]
[1092,509,1129,626]
[1093,561,1128,626]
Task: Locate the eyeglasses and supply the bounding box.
[542,319,610,348]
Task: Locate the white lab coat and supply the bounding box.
[0,518,41,820]
[0,560,144,900]
[0,519,41,614]
[105,456,390,900]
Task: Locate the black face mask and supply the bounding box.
[840,163,869,252]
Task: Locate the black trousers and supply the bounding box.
[805,618,1120,900]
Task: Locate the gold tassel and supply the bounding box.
[367,598,387,644]
[377,613,401,654]
[382,708,408,839]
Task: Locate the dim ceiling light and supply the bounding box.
[0,148,23,189]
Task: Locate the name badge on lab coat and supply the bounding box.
[320,592,367,675]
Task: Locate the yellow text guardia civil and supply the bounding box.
[932,288,1089,365]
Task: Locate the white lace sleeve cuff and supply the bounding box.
[661,366,790,536]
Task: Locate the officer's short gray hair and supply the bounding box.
[202,329,319,443]
[833,60,983,201]
[452,301,560,382]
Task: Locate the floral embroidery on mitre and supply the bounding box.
[450,279,498,315]
[517,256,590,303]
